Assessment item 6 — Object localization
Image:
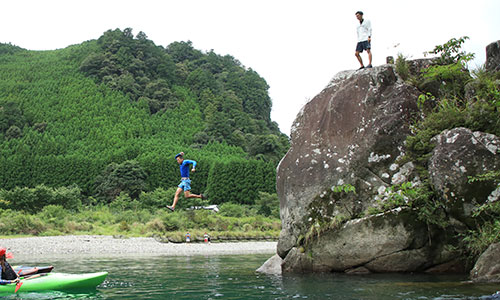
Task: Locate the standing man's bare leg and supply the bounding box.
[355,51,364,68]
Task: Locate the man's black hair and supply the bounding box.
[356,11,364,15]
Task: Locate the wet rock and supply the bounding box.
[256,254,283,275]
[283,208,434,273]
[345,266,371,274]
[365,247,430,272]
[471,243,500,283]
[282,247,313,273]
[425,259,466,274]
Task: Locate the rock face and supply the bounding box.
[486,40,500,73]
[407,58,436,77]
[273,57,500,275]
[256,254,283,275]
[281,207,463,273]
[471,243,500,282]
[277,65,420,261]
[429,128,500,226]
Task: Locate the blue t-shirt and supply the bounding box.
[179,159,197,178]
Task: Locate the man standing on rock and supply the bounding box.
[355,11,372,69]
[167,152,206,212]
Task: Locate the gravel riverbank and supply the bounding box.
[1,235,277,259]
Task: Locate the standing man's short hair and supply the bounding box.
[356,11,363,15]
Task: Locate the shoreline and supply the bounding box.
[1,235,277,260]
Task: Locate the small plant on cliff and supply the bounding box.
[417,93,434,112]
[461,198,500,259]
[471,66,500,111]
[411,184,449,228]
[462,171,500,259]
[395,53,410,81]
[462,219,500,259]
[331,184,356,194]
[421,36,474,99]
[376,182,417,210]
[368,179,447,228]
[468,170,500,185]
[302,184,356,247]
[424,36,474,65]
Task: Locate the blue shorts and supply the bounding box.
[356,41,371,53]
[178,179,191,191]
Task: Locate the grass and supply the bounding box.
[0,205,281,240]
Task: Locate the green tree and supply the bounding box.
[95,160,147,201]
[0,102,26,133]
[5,125,22,139]
[166,41,203,63]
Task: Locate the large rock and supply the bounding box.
[277,65,420,260]
[407,58,436,77]
[428,128,500,225]
[408,58,441,97]
[310,208,429,272]
[281,208,462,273]
[486,40,500,73]
[471,243,500,282]
[256,254,283,275]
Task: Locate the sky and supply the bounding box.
[1,0,500,135]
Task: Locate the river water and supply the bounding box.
[3,254,499,299]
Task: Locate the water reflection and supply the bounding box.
[6,254,499,299]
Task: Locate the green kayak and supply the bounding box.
[0,272,108,294]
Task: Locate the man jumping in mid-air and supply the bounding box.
[166,152,206,212]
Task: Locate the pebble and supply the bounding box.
[1,235,277,259]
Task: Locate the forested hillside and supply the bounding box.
[0,28,289,209]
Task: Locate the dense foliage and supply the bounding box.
[390,37,500,259]
[78,28,288,157]
[0,188,280,239]
[0,28,289,215]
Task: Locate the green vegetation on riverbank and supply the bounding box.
[0,192,280,240]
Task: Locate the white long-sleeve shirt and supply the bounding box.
[357,19,372,42]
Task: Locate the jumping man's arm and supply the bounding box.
[184,159,197,171]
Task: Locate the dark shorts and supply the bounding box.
[356,41,371,53]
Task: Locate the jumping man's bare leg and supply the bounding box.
[169,187,183,210]
[184,191,202,199]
